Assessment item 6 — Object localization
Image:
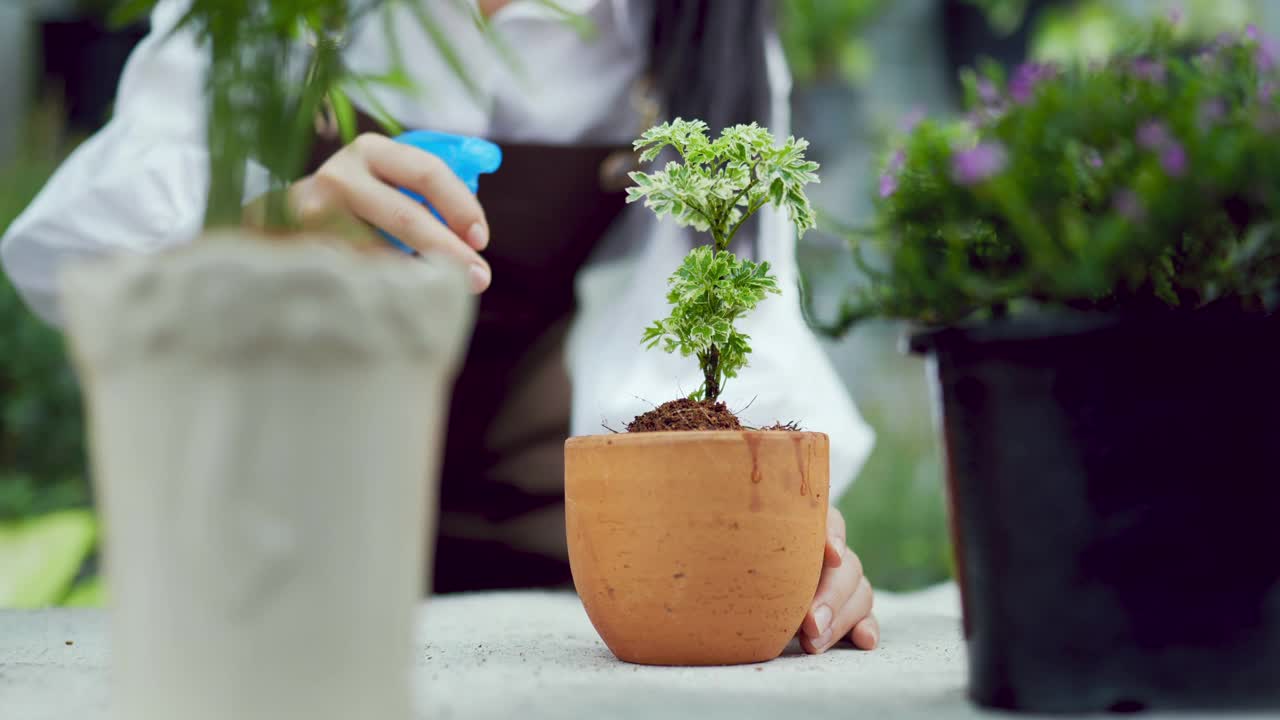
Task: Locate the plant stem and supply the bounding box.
[719,164,765,252]
[686,200,718,235]
[205,37,249,229]
[722,198,766,252]
[702,345,721,403]
[717,161,761,250]
[697,166,762,401]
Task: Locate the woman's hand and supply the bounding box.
[799,505,879,653]
[288,133,493,292]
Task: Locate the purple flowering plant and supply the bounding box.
[824,17,1280,330]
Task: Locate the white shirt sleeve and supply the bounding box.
[1,0,212,327]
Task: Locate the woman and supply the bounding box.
[1,0,878,653]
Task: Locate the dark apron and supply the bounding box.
[307,114,632,593]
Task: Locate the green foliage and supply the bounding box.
[627,119,819,401]
[1030,0,1262,65]
[795,243,952,592]
[820,18,1280,333]
[62,571,107,604]
[62,574,107,608]
[1,101,90,524]
[778,0,890,86]
[0,101,98,608]
[0,510,97,608]
[838,406,951,591]
[112,0,380,227]
[641,246,780,400]
[629,119,819,251]
[961,0,1031,36]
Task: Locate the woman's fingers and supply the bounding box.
[290,131,495,292]
[850,613,880,651]
[802,574,875,655]
[353,133,490,251]
[801,544,864,640]
[824,506,847,568]
[309,160,491,292]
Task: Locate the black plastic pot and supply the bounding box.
[909,309,1280,714]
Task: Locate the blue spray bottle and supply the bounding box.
[381,130,503,255]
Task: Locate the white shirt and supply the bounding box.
[0,0,874,497]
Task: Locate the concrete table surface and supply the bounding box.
[0,583,1271,720]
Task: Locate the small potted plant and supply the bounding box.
[51,3,483,719]
[564,119,830,666]
[815,16,1280,713]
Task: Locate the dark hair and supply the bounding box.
[649,1,775,133]
[648,1,775,255]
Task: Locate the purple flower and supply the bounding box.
[968,104,1006,128]
[879,173,899,198]
[889,149,906,172]
[1135,120,1188,176]
[1113,190,1145,222]
[880,150,907,198]
[1009,62,1056,104]
[951,143,1008,185]
[970,79,1007,127]
[1198,98,1227,128]
[1130,58,1167,84]
[977,78,1001,106]
[1137,121,1172,149]
[1085,149,1103,169]
[1248,25,1279,71]
[1260,37,1280,72]
[1160,143,1188,177]
[1167,6,1184,25]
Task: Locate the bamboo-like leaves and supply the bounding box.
[107,0,545,232]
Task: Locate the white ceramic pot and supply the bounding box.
[60,233,474,720]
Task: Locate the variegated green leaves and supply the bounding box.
[628,119,816,402]
[627,119,820,252]
[641,246,782,400]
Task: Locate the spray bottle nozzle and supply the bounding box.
[380,130,503,255]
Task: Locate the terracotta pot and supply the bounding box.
[565,430,829,666]
[60,233,474,720]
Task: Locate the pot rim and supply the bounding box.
[566,430,828,449]
[905,304,1279,355]
[905,311,1116,355]
[59,230,475,370]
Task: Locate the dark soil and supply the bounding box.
[626,398,744,432]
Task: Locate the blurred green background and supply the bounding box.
[1,0,1273,607]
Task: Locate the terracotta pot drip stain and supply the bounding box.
[564,432,830,666]
[812,441,823,507]
[745,433,764,512]
[789,434,810,497]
